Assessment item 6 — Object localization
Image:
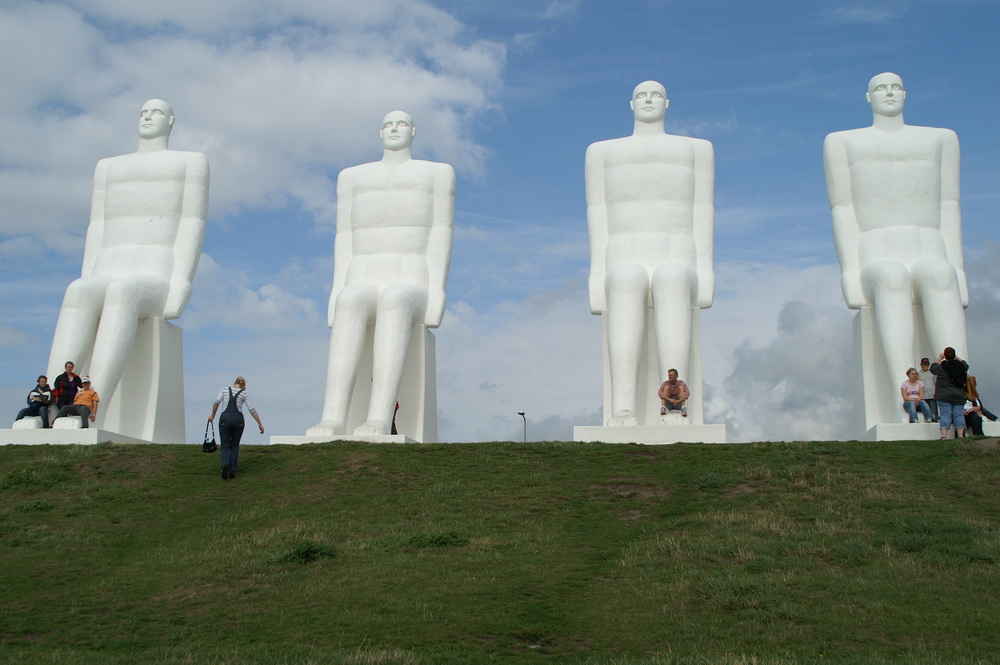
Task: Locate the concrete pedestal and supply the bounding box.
[0,428,151,445]
[100,318,186,443]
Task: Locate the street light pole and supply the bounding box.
[517,412,526,443]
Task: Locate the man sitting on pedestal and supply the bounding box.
[14,376,54,428]
[658,369,689,417]
[54,377,99,428]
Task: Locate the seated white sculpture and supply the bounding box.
[46,99,209,428]
[824,73,968,425]
[307,111,455,438]
[585,81,715,426]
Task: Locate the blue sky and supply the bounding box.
[2,0,999,443]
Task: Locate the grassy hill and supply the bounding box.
[1,439,999,665]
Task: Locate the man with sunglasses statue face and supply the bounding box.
[585,81,715,427]
[825,73,968,428]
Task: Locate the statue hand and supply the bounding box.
[696,273,715,309]
[957,270,969,307]
[841,272,865,309]
[425,293,445,329]
[589,276,606,315]
[162,283,192,319]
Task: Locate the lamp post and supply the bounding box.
[517,412,526,443]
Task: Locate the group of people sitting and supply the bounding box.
[899,347,996,438]
[12,361,100,429]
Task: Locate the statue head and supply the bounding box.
[138,99,175,139]
[866,73,905,118]
[630,81,668,123]
[380,110,415,151]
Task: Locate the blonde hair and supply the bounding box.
[905,367,918,378]
[234,376,246,389]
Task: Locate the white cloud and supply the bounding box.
[0,0,506,245]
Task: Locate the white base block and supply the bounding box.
[271,434,417,445]
[0,428,152,446]
[12,417,44,430]
[860,421,1000,441]
[52,416,85,429]
[101,318,186,443]
[573,424,727,445]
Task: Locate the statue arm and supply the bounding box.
[824,133,865,309]
[81,159,110,278]
[163,153,210,319]
[329,170,354,328]
[424,163,456,329]
[693,139,715,309]
[939,130,967,306]
[585,143,608,314]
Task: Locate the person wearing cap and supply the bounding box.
[918,357,938,422]
[54,377,100,428]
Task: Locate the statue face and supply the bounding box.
[138,99,174,139]
[630,81,668,123]
[866,73,905,117]
[380,111,415,151]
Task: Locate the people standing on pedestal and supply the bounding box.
[930,347,967,439]
[586,81,714,426]
[658,369,689,417]
[308,111,455,438]
[208,377,264,480]
[54,377,99,428]
[825,73,968,414]
[900,368,933,423]
[46,99,209,415]
[14,376,54,428]
[53,361,82,411]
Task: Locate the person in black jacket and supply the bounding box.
[52,361,83,409]
[14,376,54,428]
[930,347,968,439]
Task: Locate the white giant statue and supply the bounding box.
[47,99,208,439]
[308,111,455,439]
[586,81,715,427]
[824,73,968,430]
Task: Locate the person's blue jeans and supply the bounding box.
[938,402,966,432]
[219,421,244,473]
[16,403,50,428]
[903,400,933,423]
[924,398,939,421]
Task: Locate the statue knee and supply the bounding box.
[912,259,958,292]
[651,263,695,297]
[864,262,910,298]
[607,264,649,297]
[377,285,426,316]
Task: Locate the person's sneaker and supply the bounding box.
[222,466,230,480]
[681,407,687,417]
[660,406,667,415]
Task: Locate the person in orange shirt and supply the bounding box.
[54,377,99,428]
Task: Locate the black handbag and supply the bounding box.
[202,420,217,453]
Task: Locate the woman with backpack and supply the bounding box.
[930,347,968,439]
[208,377,264,480]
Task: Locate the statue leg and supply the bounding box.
[87,276,169,408]
[605,264,649,426]
[912,259,969,359]
[651,263,697,383]
[308,286,377,436]
[47,277,114,380]
[355,284,426,436]
[862,261,914,388]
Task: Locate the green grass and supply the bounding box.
[1,438,999,664]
